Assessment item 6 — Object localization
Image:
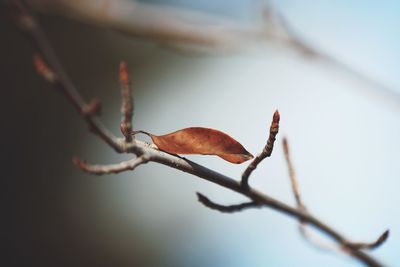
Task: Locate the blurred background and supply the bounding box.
[1,0,400,266]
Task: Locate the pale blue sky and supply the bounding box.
[102,1,400,266]
[141,0,400,91]
[278,0,400,91]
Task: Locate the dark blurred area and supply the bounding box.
[1,11,167,267]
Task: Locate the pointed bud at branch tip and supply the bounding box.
[273,110,280,123]
[241,110,281,186]
[119,61,129,85]
[269,110,280,135]
[33,54,56,83]
[347,229,389,250]
[376,229,390,246]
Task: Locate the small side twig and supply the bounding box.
[282,137,305,210]
[119,61,134,141]
[241,110,280,187]
[73,154,150,175]
[347,230,390,250]
[283,136,338,251]
[196,192,260,213]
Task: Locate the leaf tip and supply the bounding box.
[221,152,254,164]
[245,152,254,160]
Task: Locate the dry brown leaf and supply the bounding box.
[133,127,253,164]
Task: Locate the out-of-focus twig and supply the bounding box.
[119,61,133,142]
[283,136,340,251]
[27,0,400,103]
[27,0,268,50]
[73,154,150,175]
[282,138,305,210]
[283,137,389,253]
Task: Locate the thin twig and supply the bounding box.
[73,155,150,175]
[347,230,390,250]
[9,2,389,266]
[196,192,260,213]
[10,0,123,152]
[283,136,342,252]
[119,61,134,142]
[282,137,304,209]
[241,110,280,187]
[283,137,389,252]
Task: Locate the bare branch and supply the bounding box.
[241,110,280,187]
[9,2,389,266]
[119,61,134,142]
[196,192,260,213]
[73,154,150,175]
[282,138,325,252]
[27,0,267,50]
